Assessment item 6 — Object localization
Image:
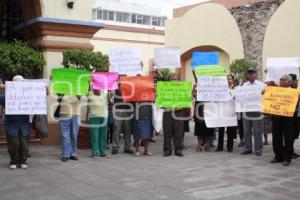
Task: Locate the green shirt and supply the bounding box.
[88,91,108,118]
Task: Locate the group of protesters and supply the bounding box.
[0,66,299,170]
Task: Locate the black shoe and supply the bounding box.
[256,152,262,156]
[111,149,118,155]
[70,156,78,161]
[163,152,172,157]
[292,154,297,159]
[124,149,134,154]
[238,142,244,147]
[215,148,223,152]
[227,149,233,153]
[270,158,282,164]
[175,152,184,157]
[241,150,252,155]
[61,157,68,162]
[282,160,291,166]
[150,139,156,143]
[294,153,300,157]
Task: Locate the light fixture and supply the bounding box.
[66,0,75,9]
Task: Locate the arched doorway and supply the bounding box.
[179,45,230,82]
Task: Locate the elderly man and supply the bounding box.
[241,67,265,156]
[270,75,296,166]
[0,75,30,169]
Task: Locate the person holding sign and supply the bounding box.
[58,95,81,162]
[88,89,110,159]
[0,75,30,169]
[161,74,190,157]
[269,75,299,166]
[240,67,265,156]
[289,74,300,159]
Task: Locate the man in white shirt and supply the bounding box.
[241,67,265,156]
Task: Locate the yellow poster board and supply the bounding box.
[262,86,299,117]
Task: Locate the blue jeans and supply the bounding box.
[243,113,263,153]
[59,116,80,157]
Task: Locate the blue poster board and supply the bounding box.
[192,52,219,69]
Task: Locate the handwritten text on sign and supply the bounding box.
[156,81,193,108]
[51,68,90,96]
[109,48,142,75]
[92,72,119,91]
[197,76,230,102]
[204,100,238,128]
[195,65,225,77]
[266,57,300,82]
[192,51,219,69]
[153,47,181,68]
[5,81,47,115]
[234,85,263,112]
[262,86,299,117]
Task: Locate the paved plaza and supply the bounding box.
[0,131,300,200]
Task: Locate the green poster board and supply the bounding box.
[51,68,90,95]
[195,65,225,77]
[156,81,193,108]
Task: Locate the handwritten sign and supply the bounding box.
[234,84,263,112]
[266,57,300,82]
[156,81,193,108]
[109,48,142,75]
[192,51,219,69]
[204,100,238,128]
[197,76,230,102]
[25,79,49,87]
[5,81,47,115]
[154,47,181,68]
[51,68,90,95]
[262,86,299,117]
[195,65,225,77]
[92,72,118,90]
[120,76,154,102]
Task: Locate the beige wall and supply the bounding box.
[263,0,300,79]
[165,3,244,82]
[40,0,92,21]
[91,29,165,75]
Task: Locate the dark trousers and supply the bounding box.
[6,134,29,165]
[163,111,184,154]
[272,117,294,162]
[238,119,244,142]
[217,127,237,151]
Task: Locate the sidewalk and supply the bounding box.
[0,132,299,200]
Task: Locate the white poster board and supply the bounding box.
[109,48,142,75]
[204,100,237,128]
[25,79,49,87]
[234,84,263,112]
[266,57,300,82]
[154,47,181,68]
[5,81,47,115]
[197,76,230,102]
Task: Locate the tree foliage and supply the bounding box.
[230,58,256,81]
[0,40,45,81]
[62,49,109,72]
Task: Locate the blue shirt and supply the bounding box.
[0,94,30,136]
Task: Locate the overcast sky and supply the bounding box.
[122,0,209,17]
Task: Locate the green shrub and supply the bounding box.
[62,49,109,72]
[0,40,45,80]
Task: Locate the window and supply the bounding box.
[131,14,137,23]
[109,11,115,21]
[136,15,143,24]
[152,16,158,26]
[123,13,130,23]
[103,10,108,20]
[97,9,102,20]
[116,12,123,22]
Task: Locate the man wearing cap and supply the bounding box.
[289,74,300,159]
[241,67,265,156]
[0,75,30,169]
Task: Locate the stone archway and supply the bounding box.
[179,45,230,82]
